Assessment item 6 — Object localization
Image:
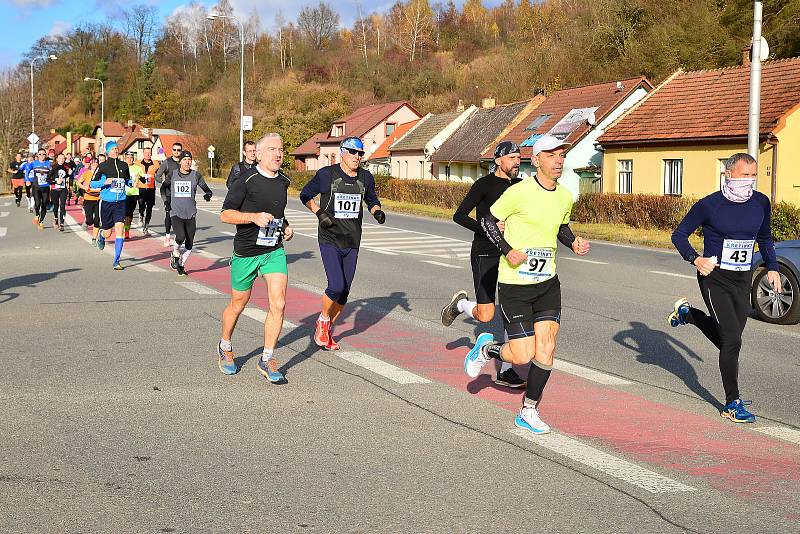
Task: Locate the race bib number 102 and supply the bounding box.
[174,180,191,198]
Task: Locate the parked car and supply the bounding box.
[751,240,800,324]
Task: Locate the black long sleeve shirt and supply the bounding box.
[453,173,521,255]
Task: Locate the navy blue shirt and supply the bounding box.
[672,191,778,271]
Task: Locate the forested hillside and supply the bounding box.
[1,0,799,172]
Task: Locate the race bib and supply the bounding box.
[174,180,191,198]
[334,193,361,219]
[144,174,153,186]
[257,218,283,247]
[36,173,48,186]
[517,247,555,282]
[110,178,125,193]
[720,239,755,271]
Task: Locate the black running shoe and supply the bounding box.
[441,290,467,327]
[177,264,187,277]
[495,368,526,389]
[170,255,179,270]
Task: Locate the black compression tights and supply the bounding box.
[685,270,750,404]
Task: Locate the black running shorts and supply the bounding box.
[497,276,561,337]
[471,253,500,304]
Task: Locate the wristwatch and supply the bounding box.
[687,253,698,265]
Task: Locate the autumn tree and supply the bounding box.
[298,2,340,50]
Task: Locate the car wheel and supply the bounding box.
[752,265,800,325]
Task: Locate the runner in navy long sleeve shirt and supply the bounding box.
[667,153,781,424]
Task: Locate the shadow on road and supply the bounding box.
[286,251,314,265]
[613,321,722,410]
[334,291,412,340]
[0,268,81,304]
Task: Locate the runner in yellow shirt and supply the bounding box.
[124,153,145,239]
[464,135,591,434]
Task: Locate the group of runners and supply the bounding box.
[7,131,779,433]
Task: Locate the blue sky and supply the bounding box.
[0,0,505,70]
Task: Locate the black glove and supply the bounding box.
[373,209,386,224]
[316,209,335,229]
[203,192,212,202]
[139,176,147,183]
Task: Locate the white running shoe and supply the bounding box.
[464,332,494,378]
[515,404,551,434]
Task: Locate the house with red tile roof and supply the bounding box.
[92,121,129,152]
[293,100,422,170]
[292,132,327,172]
[597,57,800,205]
[480,77,653,198]
[364,120,420,176]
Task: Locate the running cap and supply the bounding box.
[340,136,364,152]
[179,150,193,160]
[105,140,118,153]
[531,135,571,156]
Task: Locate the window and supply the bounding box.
[664,159,683,196]
[403,160,409,179]
[719,159,727,190]
[419,161,424,178]
[524,114,552,131]
[385,123,396,136]
[618,160,633,194]
[333,124,345,137]
[138,140,145,149]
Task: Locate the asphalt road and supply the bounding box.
[1,186,799,533]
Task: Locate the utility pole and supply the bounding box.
[747,1,763,159]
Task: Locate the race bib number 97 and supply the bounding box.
[257,218,283,247]
[334,193,361,219]
[517,247,555,282]
[720,239,755,271]
[174,180,191,198]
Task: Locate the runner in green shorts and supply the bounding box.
[218,133,294,383]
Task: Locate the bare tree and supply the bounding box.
[0,68,28,192]
[275,11,286,71]
[244,7,261,66]
[393,0,433,62]
[123,4,158,64]
[298,1,340,50]
[355,1,368,66]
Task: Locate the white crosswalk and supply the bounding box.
[198,200,472,261]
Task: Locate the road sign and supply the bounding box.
[27,133,39,144]
[241,116,253,131]
[28,143,38,154]
[208,152,215,159]
[207,144,215,160]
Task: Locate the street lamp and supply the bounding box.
[207,12,245,157]
[84,77,105,151]
[29,54,57,141]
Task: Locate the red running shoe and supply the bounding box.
[314,318,330,347]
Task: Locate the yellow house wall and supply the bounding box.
[601,143,787,202]
[773,107,800,206]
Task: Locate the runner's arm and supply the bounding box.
[481,213,513,256]
[299,170,324,211]
[198,174,213,200]
[557,223,576,248]
[671,201,705,263]
[363,172,381,211]
[756,198,779,271]
[452,181,484,234]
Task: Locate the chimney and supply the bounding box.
[126,119,134,130]
[615,81,624,92]
[481,97,496,109]
[50,128,56,134]
[456,99,464,112]
[742,44,752,65]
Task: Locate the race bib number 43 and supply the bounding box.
[174,180,191,198]
[257,218,283,247]
[334,193,361,219]
[110,178,125,192]
[720,239,755,271]
[517,247,555,282]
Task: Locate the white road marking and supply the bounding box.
[241,307,297,329]
[754,426,800,445]
[561,257,608,265]
[649,271,695,280]
[510,429,695,493]
[137,263,166,273]
[421,260,462,269]
[176,281,220,295]
[361,248,398,256]
[336,351,430,384]
[195,248,224,259]
[554,360,632,385]
[1,201,10,206]
[221,231,236,236]
[0,227,6,237]
[0,211,9,217]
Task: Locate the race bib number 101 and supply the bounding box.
[517,247,555,282]
[334,193,361,219]
[720,239,755,271]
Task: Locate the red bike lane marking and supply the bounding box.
[67,202,800,509]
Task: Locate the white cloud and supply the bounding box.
[48,20,71,37]
[8,0,58,7]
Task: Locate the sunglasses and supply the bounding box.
[172,148,182,151]
[345,148,364,157]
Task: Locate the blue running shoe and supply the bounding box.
[667,297,690,327]
[464,332,494,378]
[515,404,551,434]
[97,233,106,250]
[720,399,756,423]
[257,357,285,383]
[217,343,238,375]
